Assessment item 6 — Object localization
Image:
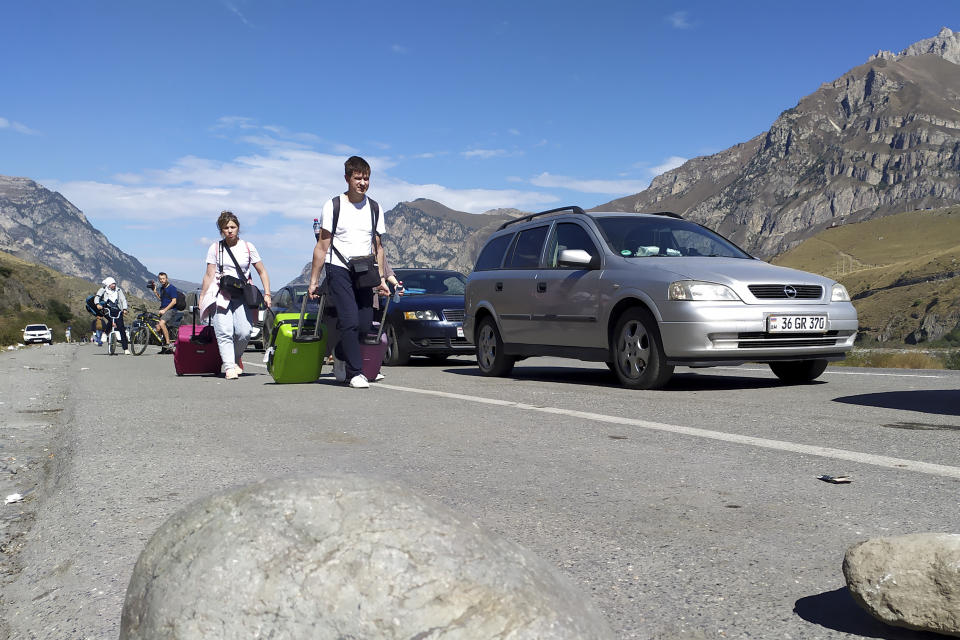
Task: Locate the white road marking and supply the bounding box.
[374,383,960,480]
[712,366,944,379]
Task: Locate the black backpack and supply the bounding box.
[85,294,99,316]
[162,284,187,311]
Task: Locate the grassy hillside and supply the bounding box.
[0,250,153,345]
[772,207,960,346]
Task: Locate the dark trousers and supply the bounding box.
[327,264,373,378]
[110,314,129,350]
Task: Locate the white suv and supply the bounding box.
[23,324,53,345]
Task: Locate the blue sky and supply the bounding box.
[1,1,955,287]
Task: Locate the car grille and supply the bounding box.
[736,331,841,348]
[748,284,823,299]
[441,309,465,322]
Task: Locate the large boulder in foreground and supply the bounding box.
[843,533,960,637]
[120,475,615,639]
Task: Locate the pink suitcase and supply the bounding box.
[174,308,222,376]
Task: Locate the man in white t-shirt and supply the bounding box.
[309,156,390,388]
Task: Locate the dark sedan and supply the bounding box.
[384,268,472,365]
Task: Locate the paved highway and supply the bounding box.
[2,343,958,639]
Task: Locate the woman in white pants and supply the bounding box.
[199,211,271,379]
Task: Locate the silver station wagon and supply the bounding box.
[463,207,858,389]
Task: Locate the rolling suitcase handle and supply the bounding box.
[294,290,325,343]
[364,285,394,346]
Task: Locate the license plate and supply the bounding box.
[456,326,464,338]
[767,315,827,333]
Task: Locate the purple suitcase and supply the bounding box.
[174,307,222,376]
[360,293,393,380]
[360,325,388,380]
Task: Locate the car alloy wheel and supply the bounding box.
[476,317,514,377]
[384,324,410,366]
[612,308,674,389]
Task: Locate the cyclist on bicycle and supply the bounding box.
[149,272,179,353]
[94,277,131,354]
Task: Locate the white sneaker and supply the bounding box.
[123,349,131,355]
[225,367,240,380]
[333,357,346,383]
[348,374,369,388]
[372,372,385,382]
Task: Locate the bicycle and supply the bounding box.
[131,309,174,355]
[102,303,124,356]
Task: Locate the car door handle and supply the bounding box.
[495,282,503,292]
[537,282,547,293]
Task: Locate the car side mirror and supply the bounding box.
[558,249,598,269]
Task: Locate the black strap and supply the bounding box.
[329,195,380,265]
[220,240,249,281]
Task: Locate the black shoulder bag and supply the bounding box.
[220,241,264,308]
[329,196,382,290]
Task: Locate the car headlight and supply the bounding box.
[831,283,850,301]
[402,310,439,321]
[668,281,742,301]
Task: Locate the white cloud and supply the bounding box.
[49,123,555,224]
[461,148,518,159]
[649,155,688,176]
[0,116,38,135]
[222,1,252,27]
[667,11,692,29]
[42,120,570,285]
[529,172,649,195]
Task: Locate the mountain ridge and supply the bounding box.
[595,27,960,259]
[0,175,155,297]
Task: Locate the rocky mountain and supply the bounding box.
[0,176,155,297]
[287,199,523,285]
[596,27,960,259]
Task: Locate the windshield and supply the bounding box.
[26,325,47,331]
[596,217,751,259]
[394,270,467,295]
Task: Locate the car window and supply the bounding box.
[26,325,47,331]
[396,272,466,295]
[473,234,512,271]
[505,226,549,268]
[596,217,750,259]
[546,223,600,268]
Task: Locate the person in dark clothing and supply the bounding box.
[308,156,390,389]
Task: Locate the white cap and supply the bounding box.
[102,277,116,287]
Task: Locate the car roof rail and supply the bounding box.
[638,210,684,219]
[498,206,586,230]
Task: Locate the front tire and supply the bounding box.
[476,317,515,377]
[383,324,410,366]
[131,327,149,355]
[611,308,674,389]
[108,331,117,355]
[769,359,828,384]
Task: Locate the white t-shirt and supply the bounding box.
[320,194,386,269]
[206,239,261,280]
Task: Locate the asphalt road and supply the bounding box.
[1,343,958,639]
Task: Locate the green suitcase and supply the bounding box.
[267,293,326,383]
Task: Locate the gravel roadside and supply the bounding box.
[0,344,75,639]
